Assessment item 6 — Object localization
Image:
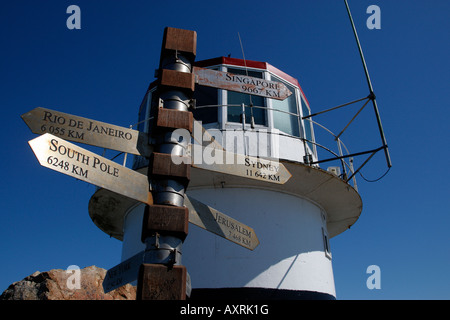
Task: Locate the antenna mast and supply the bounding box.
[344,0,392,168]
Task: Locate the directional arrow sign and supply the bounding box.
[103,250,144,293]
[193,66,292,101]
[189,144,292,184]
[28,133,153,205]
[22,107,151,157]
[185,195,259,251]
[103,250,192,296]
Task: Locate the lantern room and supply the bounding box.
[134,56,317,168]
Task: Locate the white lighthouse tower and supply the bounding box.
[89,56,362,300]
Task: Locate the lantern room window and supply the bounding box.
[225,67,266,126]
[270,75,300,137]
[193,84,218,124]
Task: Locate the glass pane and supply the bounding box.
[226,68,266,125]
[193,85,218,124]
[271,77,300,137]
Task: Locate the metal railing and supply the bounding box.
[193,103,361,189]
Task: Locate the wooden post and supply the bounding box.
[137,27,196,300]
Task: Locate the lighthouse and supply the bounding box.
[89,45,363,299]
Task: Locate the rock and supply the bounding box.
[0,265,136,300]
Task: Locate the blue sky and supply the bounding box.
[1,0,449,300]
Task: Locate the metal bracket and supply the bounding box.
[303,154,313,166]
[144,234,183,266]
[189,98,196,110]
[152,232,160,249]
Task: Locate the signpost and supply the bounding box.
[103,249,192,297]
[26,119,262,293]
[24,27,288,300]
[25,107,273,293]
[185,195,259,251]
[193,66,292,100]
[22,107,151,157]
[190,144,292,184]
[28,133,153,205]
[103,250,145,293]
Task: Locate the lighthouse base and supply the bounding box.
[89,160,364,301]
[190,288,336,300]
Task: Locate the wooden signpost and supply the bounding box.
[23,27,296,301]
[194,66,292,100]
[28,133,153,205]
[102,250,145,293]
[185,195,259,251]
[22,107,151,157]
[103,247,192,297]
[190,144,292,184]
[23,102,286,297]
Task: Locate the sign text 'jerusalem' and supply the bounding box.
[185,195,259,250]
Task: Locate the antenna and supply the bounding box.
[238,32,256,129]
[343,0,392,168]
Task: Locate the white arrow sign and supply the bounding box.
[22,107,151,157]
[185,195,259,251]
[103,251,192,296]
[28,133,153,205]
[189,144,291,184]
[193,66,292,100]
[103,250,144,293]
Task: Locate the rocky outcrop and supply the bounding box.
[1,265,136,300]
